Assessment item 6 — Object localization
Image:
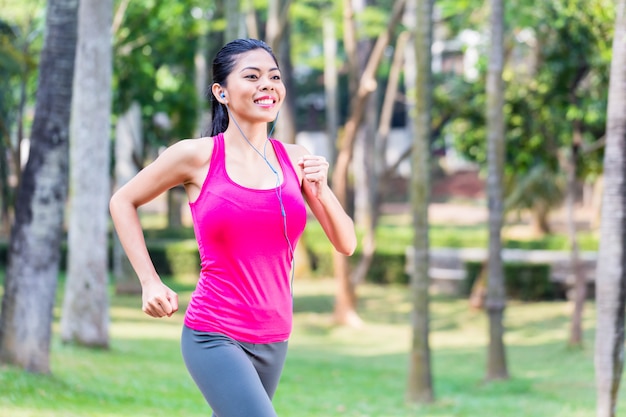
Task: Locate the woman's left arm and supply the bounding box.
[298,154,357,256]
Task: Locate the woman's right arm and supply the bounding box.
[109,139,205,317]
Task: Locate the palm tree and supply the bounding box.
[485,0,508,381]
[60,0,113,348]
[594,0,626,415]
[0,0,79,373]
[406,0,434,403]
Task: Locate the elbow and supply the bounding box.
[337,235,357,256]
[109,189,135,222]
[347,241,357,256]
[339,247,356,257]
[109,191,122,218]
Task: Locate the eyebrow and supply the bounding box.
[239,66,280,73]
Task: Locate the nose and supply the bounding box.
[259,75,276,91]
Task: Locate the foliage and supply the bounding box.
[444,0,614,181]
[504,163,566,221]
[0,1,44,156]
[113,0,209,148]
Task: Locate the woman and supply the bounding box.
[109,38,356,417]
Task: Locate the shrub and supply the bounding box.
[304,240,407,284]
[464,260,553,301]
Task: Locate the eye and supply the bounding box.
[271,74,282,80]
[244,74,258,80]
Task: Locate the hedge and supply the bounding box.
[0,232,555,300]
[464,260,554,301]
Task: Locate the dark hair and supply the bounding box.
[208,38,279,136]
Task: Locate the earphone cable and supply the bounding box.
[226,106,297,293]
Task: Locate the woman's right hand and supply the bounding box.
[141,280,179,318]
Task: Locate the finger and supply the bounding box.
[144,297,170,318]
[142,304,160,318]
[158,297,173,316]
[167,291,179,316]
[299,155,327,167]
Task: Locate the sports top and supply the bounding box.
[184,133,307,343]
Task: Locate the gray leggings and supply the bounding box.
[181,325,288,417]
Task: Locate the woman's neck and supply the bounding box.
[223,123,270,152]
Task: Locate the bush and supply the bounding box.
[464,260,553,301]
[304,239,407,284]
[164,240,201,278]
[0,240,7,268]
[0,223,585,294]
[141,239,199,277]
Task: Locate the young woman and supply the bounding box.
[109,38,356,417]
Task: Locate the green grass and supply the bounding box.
[0,278,619,417]
[303,218,599,254]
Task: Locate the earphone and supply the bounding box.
[220,92,225,98]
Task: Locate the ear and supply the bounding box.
[211,83,227,103]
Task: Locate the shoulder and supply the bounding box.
[145,136,215,186]
[161,136,214,167]
[280,142,310,162]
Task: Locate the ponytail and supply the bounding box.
[210,97,229,136]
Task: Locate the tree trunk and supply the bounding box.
[274,28,297,144]
[224,0,243,42]
[353,0,375,266]
[485,0,509,381]
[595,1,626,415]
[0,136,10,236]
[194,22,209,137]
[332,0,406,326]
[566,134,586,348]
[352,92,376,282]
[243,0,259,39]
[406,0,434,403]
[113,102,143,295]
[530,207,551,236]
[323,8,339,165]
[60,0,113,348]
[352,31,410,286]
[266,0,295,145]
[0,0,78,374]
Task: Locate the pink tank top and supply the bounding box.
[184,133,307,343]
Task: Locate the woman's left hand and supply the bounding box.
[298,155,329,199]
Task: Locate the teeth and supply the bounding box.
[255,99,273,105]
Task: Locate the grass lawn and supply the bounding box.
[0,277,619,417]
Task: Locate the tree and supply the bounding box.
[322,2,339,165]
[0,0,78,373]
[594,0,626,414]
[266,0,296,145]
[406,0,434,403]
[0,1,45,236]
[484,0,508,381]
[112,102,143,295]
[351,30,410,287]
[60,0,113,348]
[331,0,406,326]
[447,1,612,233]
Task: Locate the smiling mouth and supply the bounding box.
[254,98,275,105]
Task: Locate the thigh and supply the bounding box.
[242,341,288,401]
[181,327,278,417]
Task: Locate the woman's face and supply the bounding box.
[223,49,285,124]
